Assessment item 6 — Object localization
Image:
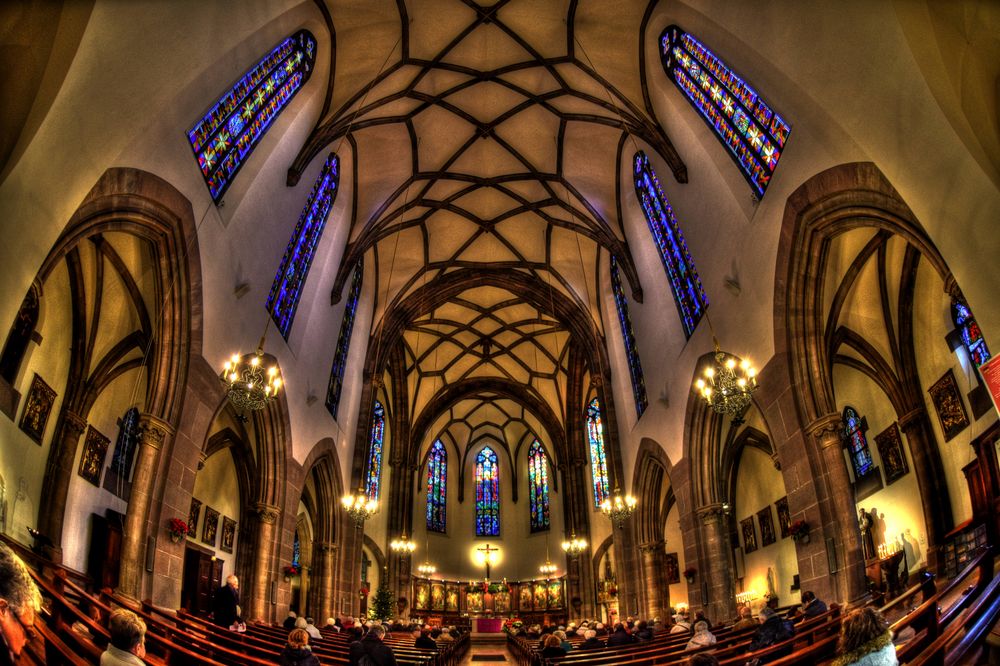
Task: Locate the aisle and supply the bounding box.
[460,639,513,664]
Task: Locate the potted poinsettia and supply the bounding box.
[167,518,189,543]
[282,564,300,581]
[790,520,810,543]
[683,567,697,584]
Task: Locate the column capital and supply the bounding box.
[805,412,843,449]
[315,541,338,553]
[63,410,88,436]
[695,503,727,525]
[253,503,281,524]
[638,540,665,554]
[897,407,926,431]
[138,413,175,451]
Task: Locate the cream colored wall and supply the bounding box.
[734,448,800,608]
[664,502,687,609]
[190,448,242,581]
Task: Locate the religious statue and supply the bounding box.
[859,508,876,560]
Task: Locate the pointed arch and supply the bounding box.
[527,440,550,532]
[474,446,500,537]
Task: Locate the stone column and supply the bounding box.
[40,410,88,561]
[249,503,281,621]
[117,414,172,601]
[315,542,337,621]
[897,407,950,572]
[696,503,736,622]
[638,540,669,620]
[808,414,868,605]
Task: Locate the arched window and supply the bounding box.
[426,440,447,533]
[104,407,140,498]
[366,401,385,502]
[610,256,648,417]
[267,153,340,338]
[659,25,790,199]
[842,406,874,478]
[633,151,708,338]
[325,261,363,418]
[952,298,991,368]
[292,531,301,569]
[586,398,611,507]
[188,30,317,203]
[475,446,500,537]
[527,440,550,532]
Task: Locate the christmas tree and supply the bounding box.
[369,570,395,621]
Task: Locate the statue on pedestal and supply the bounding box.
[859,508,876,560]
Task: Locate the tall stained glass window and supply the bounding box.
[527,440,550,532]
[952,299,991,368]
[366,401,385,502]
[188,30,317,203]
[325,261,363,419]
[426,440,447,533]
[842,406,874,478]
[267,153,340,338]
[475,446,500,537]
[587,398,611,507]
[660,25,790,198]
[292,531,301,569]
[633,151,708,338]
[610,256,648,417]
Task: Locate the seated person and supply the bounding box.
[101,608,147,666]
[284,612,298,630]
[694,610,712,629]
[749,603,795,663]
[687,654,720,666]
[437,626,456,643]
[323,617,340,632]
[634,620,654,641]
[414,627,437,649]
[540,634,566,659]
[685,621,717,651]
[606,622,636,647]
[304,617,322,640]
[279,628,320,666]
[670,613,693,634]
[553,629,572,652]
[578,628,604,650]
[795,590,828,618]
[732,606,758,631]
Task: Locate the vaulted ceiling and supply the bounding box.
[294,0,682,460]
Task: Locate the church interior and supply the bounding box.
[2,0,1000,664]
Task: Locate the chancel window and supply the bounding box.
[426,440,447,533]
[365,401,385,502]
[188,30,317,203]
[587,398,611,507]
[843,406,874,478]
[325,261,363,418]
[475,446,500,537]
[952,299,991,369]
[633,151,708,338]
[528,440,550,532]
[610,256,648,417]
[267,154,340,338]
[659,25,790,198]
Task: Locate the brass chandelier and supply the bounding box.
[341,489,378,527]
[694,338,758,417]
[600,487,637,528]
[220,334,282,411]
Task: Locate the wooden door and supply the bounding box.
[181,546,223,616]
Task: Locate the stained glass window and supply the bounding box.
[267,153,340,338]
[366,401,385,502]
[188,30,317,203]
[842,406,874,478]
[587,398,611,507]
[325,261,363,419]
[633,151,708,338]
[292,531,301,569]
[610,256,648,417]
[426,440,447,533]
[109,407,140,479]
[660,25,790,198]
[527,440,550,532]
[952,299,991,368]
[475,446,500,537]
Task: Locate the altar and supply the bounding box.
[474,618,504,633]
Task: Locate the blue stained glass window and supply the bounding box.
[426,441,447,533]
[109,407,140,479]
[952,299,991,368]
[267,153,340,338]
[325,261,363,419]
[475,446,500,537]
[843,406,874,478]
[527,440,550,532]
[366,401,385,502]
[188,30,317,203]
[587,398,611,507]
[292,531,301,569]
[660,25,790,198]
[633,151,708,338]
[610,256,648,417]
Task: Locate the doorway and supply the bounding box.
[181,544,222,616]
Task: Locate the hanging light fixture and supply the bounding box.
[415,525,436,576]
[561,531,587,557]
[601,486,637,528]
[390,534,416,555]
[694,337,758,417]
[341,488,378,527]
[539,532,558,575]
[220,328,282,411]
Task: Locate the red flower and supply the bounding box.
[168,518,189,537]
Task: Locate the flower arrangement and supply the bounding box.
[167,518,189,542]
[682,567,697,582]
[282,564,301,578]
[359,586,370,597]
[789,520,810,541]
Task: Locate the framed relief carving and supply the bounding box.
[19,374,56,444]
[220,516,237,553]
[874,422,909,485]
[928,369,969,442]
[741,516,758,554]
[78,426,110,486]
[202,506,219,546]
[757,506,776,547]
[775,496,791,539]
